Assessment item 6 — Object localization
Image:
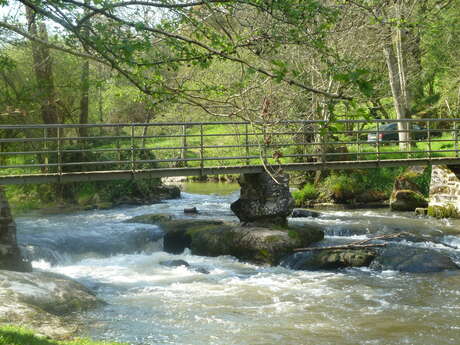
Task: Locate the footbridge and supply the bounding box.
[1,118,460,185]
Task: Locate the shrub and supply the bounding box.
[292,183,318,207]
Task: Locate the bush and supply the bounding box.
[292,183,318,206]
[318,174,365,203]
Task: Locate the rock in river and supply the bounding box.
[390,189,428,212]
[291,208,321,218]
[370,244,459,273]
[126,214,324,265]
[0,270,103,338]
[281,249,376,270]
[230,172,295,226]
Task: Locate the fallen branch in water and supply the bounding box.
[293,243,386,252]
[294,231,459,252]
[293,232,409,252]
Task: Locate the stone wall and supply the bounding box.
[428,165,460,217]
[0,186,31,271]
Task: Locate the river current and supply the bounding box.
[15,183,460,345]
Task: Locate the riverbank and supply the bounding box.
[5,181,181,215]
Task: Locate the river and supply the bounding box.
[15,182,460,345]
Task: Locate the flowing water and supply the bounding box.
[16,182,460,345]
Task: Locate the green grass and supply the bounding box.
[0,326,125,345]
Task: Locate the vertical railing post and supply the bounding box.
[200,124,204,175]
[454,121,458,158]
[376,121,380,163]
[302,122,309,162]
[116,126,121,162]
[57,126,62,178]
[427,120,432,160]
[262,124,268,164]
[131,124,135,174]
[181,124,187,167]
[245,123,249,165]
[43,127,48,173]
[356,130,360,161]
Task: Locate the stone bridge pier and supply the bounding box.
[0,187,31,272]
[230,171,294,227]
[429,165,460,217]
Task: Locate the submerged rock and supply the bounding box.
[160,259,190,268]
[291,208,321,218]
[126,213,174,225]
[20,225,164,262]
[0,270,103,338]
[159,259,209,274]
[282,249,376,270]
[370,245,459,273]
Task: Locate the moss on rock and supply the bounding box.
[427,204,460,219]
[390,189,428,211]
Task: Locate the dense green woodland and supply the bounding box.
[0,0,459,207]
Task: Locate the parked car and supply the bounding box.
[367,122,428,142]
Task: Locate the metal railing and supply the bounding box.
[1,118,460,184]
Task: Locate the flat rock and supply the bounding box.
[189,224,324,265]
[370,245,459,273]
[282,249,376,270]
[0,270,103,338]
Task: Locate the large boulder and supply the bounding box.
[162,220,224,254]
[389,190,428,212]
[0,270,103,338]
[127,214,324,265]
[231,172,295,226]
[0,187,31,272]
[189,225,324,265]
[390,167,428,212]
[281,249,376,270]
[369,245,459,273]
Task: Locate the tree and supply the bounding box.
[25,5,59,133]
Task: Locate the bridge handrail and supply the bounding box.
[0,118,459,184]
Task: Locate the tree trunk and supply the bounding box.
[79,58,90,138]
[78,0,90,139]
[383,27,410,151]
[26,6,59,134]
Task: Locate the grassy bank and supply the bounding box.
[0,326,124,345]
[292,166,431,207]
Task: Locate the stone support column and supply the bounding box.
[428,165,460,217]
[0,186,31,271]
[230,172,294,227]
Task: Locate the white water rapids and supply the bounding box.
[15,184,460,345]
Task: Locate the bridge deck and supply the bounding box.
[1,157,460,185]
[1,119,460,185]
